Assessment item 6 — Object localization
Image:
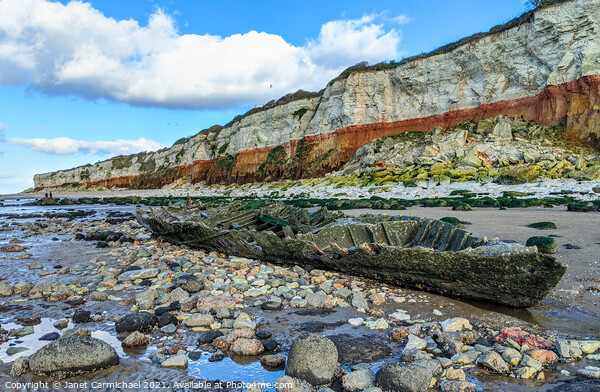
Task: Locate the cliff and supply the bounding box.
[33,0,600,190]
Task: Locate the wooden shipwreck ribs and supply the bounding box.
[137,202,567,308]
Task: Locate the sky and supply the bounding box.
[0,0,528,194]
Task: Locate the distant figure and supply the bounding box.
[49,192,53,199]
[45,192,48,198]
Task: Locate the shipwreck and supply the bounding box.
[137,203,566,307]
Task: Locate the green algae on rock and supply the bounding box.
[526,237,558,254]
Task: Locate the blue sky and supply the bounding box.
[0,0,527,194]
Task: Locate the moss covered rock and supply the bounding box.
[526,237,557,254]
[528,221,557,230]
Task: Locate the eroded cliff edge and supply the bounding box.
[33,0,600,190]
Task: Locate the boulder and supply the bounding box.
[286,333,338,386]
[28,336,119,379]
[375,361,432,392]
[230,338,264,356]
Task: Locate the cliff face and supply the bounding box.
[34,0,600,190]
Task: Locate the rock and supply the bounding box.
[72,309,91,323]
[351,293,369,311]
[183,313,214,328]
[53,319,69,329]
[579,340,600,354]
[62,328,91,338]
[263,339,279,352]
[404,334,427,351]
[528,221,557,230]
[246,382,264,392]
[441,318,472,333]
[256,329,273,340]
[290,296,307,308]
[10,357,30,377]
[578,366,600,379]
[261,301,283,311]
[261,354,286,368]
[306,291,332,308]
[122,331,150,347]
[121,268,160,280]
[451,351,480,365]
[7,347,30,355]
[0,281,14,297]
[501,348,522,366]
[90,292,109,301]
[528,349,557,364]
[198,330,224,345]
[514,366,537,379]
[525,236,557,254]
[342,368,375,391]
[349,318,364,327]
[375,361,432,392]
[477,351,509,373]
[28,336,119,379]
[445,367,466,381]
[367,318,389,330]
[233,317,256,330]
[275,376,314,392]
[173,274,203,293]
[389,311,410,321]
[161,353,188,369]
[39,332,60,341]
[161,324,177,334]
[230,338,264,356]
[444,381,476,392]
[521,354,543,371]
[286,333,339,386]
[115,312,158,333]
[11,326,34,336]
[158,312,179,328]
[556,339,582,358]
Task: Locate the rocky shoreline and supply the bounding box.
[1,200,599,391]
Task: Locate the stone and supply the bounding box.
[389,311,410,321]
[119,268,159,280]
[256,329,273,340]
[290,296,307,308]
[578,366,600,379]
[286,334,339,387]
[275,376,313,392]
[122,331,150,347]
[0,281,14,297]
[405,334,427,351]
[351,293,369,311]
[183,313,214,328]
[11,326,34,336]
[158,312,179,328]
[161,324,177,334]
[39,332,60,341]
[501,347,522,366]
[7,347,30,355]
[198,330,224,345]
[441,318,472,333]
[375,361,432,392]
[520,354,542,371]
[115,312,158,333]
[161,354,188,369]
[230,338,264,356]
[233,317,256,330]
[579,340,600,354]
[477,351,509,373]
[72,309,91,323]
[173,274,203,293]
[62,328,91,338]
[445,367,466,381]
[306,291,332,308]
[556,339,582,359]
[263,339,279,352]
[261,354,286,368]
[368,318,389,330]
[527,349,557,364]
[514,367,537,379]
[342,368,375,391]
[261,301,283,311]
[28,336,119,379]
[451,351,480,365]
[444,381,476,392]
[10,357,30,377]
[525,237,557,254]
[53,319,69,329]
[348,318,364,327]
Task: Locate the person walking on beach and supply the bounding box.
[45,192,48,198]
[49,192,53,199]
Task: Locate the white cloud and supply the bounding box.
[0,0,407,109]
[7,136,165,155]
